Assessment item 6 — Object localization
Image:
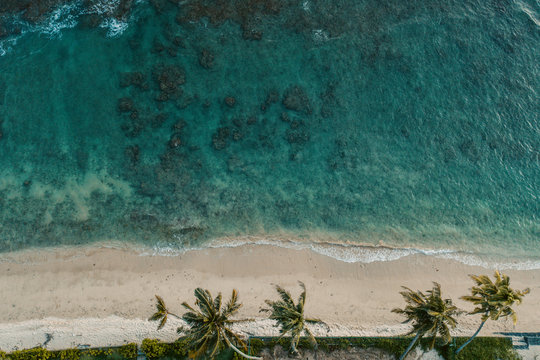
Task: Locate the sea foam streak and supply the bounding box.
[143,236,540,271]
[0,0,136,56]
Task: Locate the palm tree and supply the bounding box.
[149,295,182,330]
[392,283,460,360]
[456,271,529,355]
[261,281,325,355]
[150,289,262,360]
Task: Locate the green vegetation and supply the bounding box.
[3,348,52,360]
[453,337,521,360]
[0,346,123,360]
[0,275,529,360]
[392,283,461,360]
[57,349,80,360]
[260,281,326,355]
[0,336,520,360]
[457,271,529,354]
[116,344,137,360]
[246,337,410,358]
[150,289,261,359]
[141,339,168,360]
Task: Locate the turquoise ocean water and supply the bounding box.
[0,0,538,267]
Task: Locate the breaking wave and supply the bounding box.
[141,236,540,271]
[0,0,137,56]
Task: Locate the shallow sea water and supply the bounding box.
[0,0,538,265]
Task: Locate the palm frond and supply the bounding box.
[149,295,169,329]
[223,289,242,317]
[462,271,529,325]
[194,288,215,318]
[262,281,320,353]
[157,316,167,330]
[394,283,460,348]
[176,288,256,359]
[274,285,295,307]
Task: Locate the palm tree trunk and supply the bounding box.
[399,332,422,360]
[291,332,302,355]
[455,320,487,355]
[290,340,297,355]
[221,330,262,360]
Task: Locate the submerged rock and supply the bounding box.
[117,97,135,112]
[261,89,279,112]
[176,94,197,109]
[232,117,243,127]
[172,119,186,131]
[112,0,134,20]
[151,113,168,128]
[242,27,263,40]
[168,133,182,148]
[242,19,263,40]
[224,96,236,107]
[175,0,283,34]
[212,127,230,150]
[152,38,165,54]
[119,72,149,90]
[153,64,186,100]
[124,145,140,164]
[121,120,144,138]
[149,0,167,13]
[283,85,312,114]
[172,36,185,48]
[285,128,310,145]
[0,23,7,39]
[232,129,244,141]
[199,49,215,69]
[79,13,102,29]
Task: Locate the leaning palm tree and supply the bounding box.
[149,295,182,330]
[392,283,460,360]
[149,289,261,360]
[261,281,325,355]
[456,271,529,355]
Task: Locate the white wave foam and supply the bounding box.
[39,2,81,37]
[516,0,540,27]
[0,38,17,56]
[0,0,139,56]
[86,0,121,15]
[139,236,540,270]
[312,29,330,42]
[3,1,83,42]
[99,17,129,37]
[2,236,538,271]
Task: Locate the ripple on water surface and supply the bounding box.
[0,0,538,264]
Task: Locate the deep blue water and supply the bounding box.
[0,0,538,264]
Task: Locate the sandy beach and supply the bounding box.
[0,243,538,352]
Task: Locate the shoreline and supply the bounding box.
[3,236,540,270]
[1,243,538,351]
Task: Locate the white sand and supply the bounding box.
[0,244,538,351]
